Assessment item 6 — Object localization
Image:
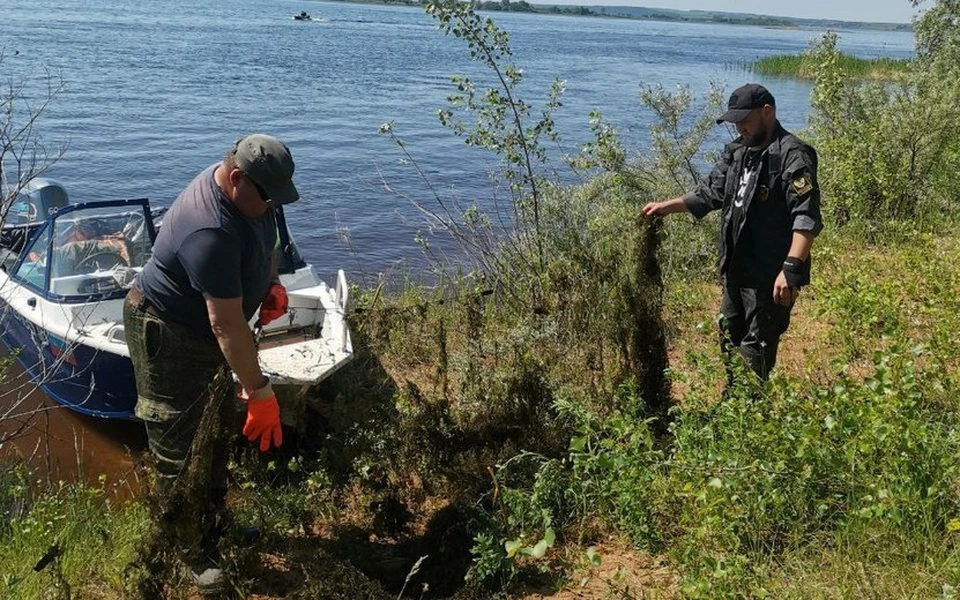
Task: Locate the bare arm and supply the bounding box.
[786,231,815,262]
[206,296,266,393]
[642,197,691,217]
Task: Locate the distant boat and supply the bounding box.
[293,11,312,21]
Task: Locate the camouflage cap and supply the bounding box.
[233,134,299,205]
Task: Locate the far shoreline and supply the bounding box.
[304,0,913,32]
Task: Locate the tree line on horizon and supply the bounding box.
[333,0,909,30]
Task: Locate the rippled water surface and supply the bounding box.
[1,0,914,281]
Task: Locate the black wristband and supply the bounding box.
[782,257,809,288]
[782,257,803,273]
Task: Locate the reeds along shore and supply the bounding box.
[753,53,912,80]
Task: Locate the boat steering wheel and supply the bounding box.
[76,250,126,274]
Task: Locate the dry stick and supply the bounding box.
[356,279,386,334]
[72,426,84,484]
[660,460,790,477]
[487,465,510,532]
[377,165,515,279]
[43,404,53,487]
[377,128,538,308]
[397,555,428,600]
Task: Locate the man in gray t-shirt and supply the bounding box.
[123,134,299,590]
[136,162,276,337]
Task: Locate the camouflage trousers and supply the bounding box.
[123,291,233,481]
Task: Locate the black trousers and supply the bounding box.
[719,278,793,381]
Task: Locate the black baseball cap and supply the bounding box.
[716,83,776,124]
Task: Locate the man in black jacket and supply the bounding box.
[643,83,823,380]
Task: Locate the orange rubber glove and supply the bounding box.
[240,381,283,452]
[258,282,288,326]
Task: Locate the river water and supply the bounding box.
[0,350,145,497]
[0,0,913,487]
[2,0,914,280]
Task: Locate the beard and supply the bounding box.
[741,122,771,148]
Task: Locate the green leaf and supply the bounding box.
[504,538,523,558]
[526,538,549,559]
[543,527,556,547]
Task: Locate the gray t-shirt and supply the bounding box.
[136,164,277,336]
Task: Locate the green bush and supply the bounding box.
[463,383,664,586]
[660,345,960,596]
[809,30,960,235]
[561,384,663,546]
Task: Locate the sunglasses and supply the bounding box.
[244,173,272,205]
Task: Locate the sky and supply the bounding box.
[541,0,922,24]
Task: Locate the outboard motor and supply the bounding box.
[2,177,70,256]
[7,178,69,225]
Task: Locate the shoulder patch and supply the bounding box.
[791,175,814,197]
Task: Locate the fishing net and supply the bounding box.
[129,367,237,598]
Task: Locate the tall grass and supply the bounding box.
[752,53,911,80]
[0,469,149,599]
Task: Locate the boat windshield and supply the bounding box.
[12,203,155,297]
[11,225,52,290]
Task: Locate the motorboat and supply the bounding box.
[0,180,353,419]
[293,11,312,21]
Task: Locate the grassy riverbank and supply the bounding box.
[3,209,959,599]
[3,3,960,598]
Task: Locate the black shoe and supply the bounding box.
[239,526,261,547]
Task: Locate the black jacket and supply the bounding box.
[683,122,823,286]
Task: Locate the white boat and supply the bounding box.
[0,179,353,418]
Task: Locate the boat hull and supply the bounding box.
[0,300,139,419]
